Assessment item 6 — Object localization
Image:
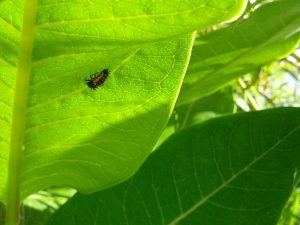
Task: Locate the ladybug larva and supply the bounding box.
[85,69,109,90]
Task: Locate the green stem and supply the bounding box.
[6,1,37,225]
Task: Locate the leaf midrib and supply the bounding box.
[6,0,37,224]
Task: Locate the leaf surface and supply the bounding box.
[47,108,300,225]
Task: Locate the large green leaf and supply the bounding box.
[177,0,300,106]
[0,0,247,205]
[20,35,195,200]
[46,107,300,225]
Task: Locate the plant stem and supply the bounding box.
[6,0,37,225]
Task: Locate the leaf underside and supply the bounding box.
[47,108,300,225]
[0,0,247,203]
[177,0,300,105]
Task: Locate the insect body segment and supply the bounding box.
[86,69,109,90]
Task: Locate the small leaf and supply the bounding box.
[46,107,300,225]
[175,87,234,129]
[155,88,234,148]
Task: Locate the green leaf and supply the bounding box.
[22,187,76,225]
[175,87,234,129]
[0,0,247,206]
[155,88,234,149]
[35,0,247,58]
[21,35,196,200]
[46,107,300,225]
[177,0,300,106]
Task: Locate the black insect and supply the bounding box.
[85,69,109,90]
